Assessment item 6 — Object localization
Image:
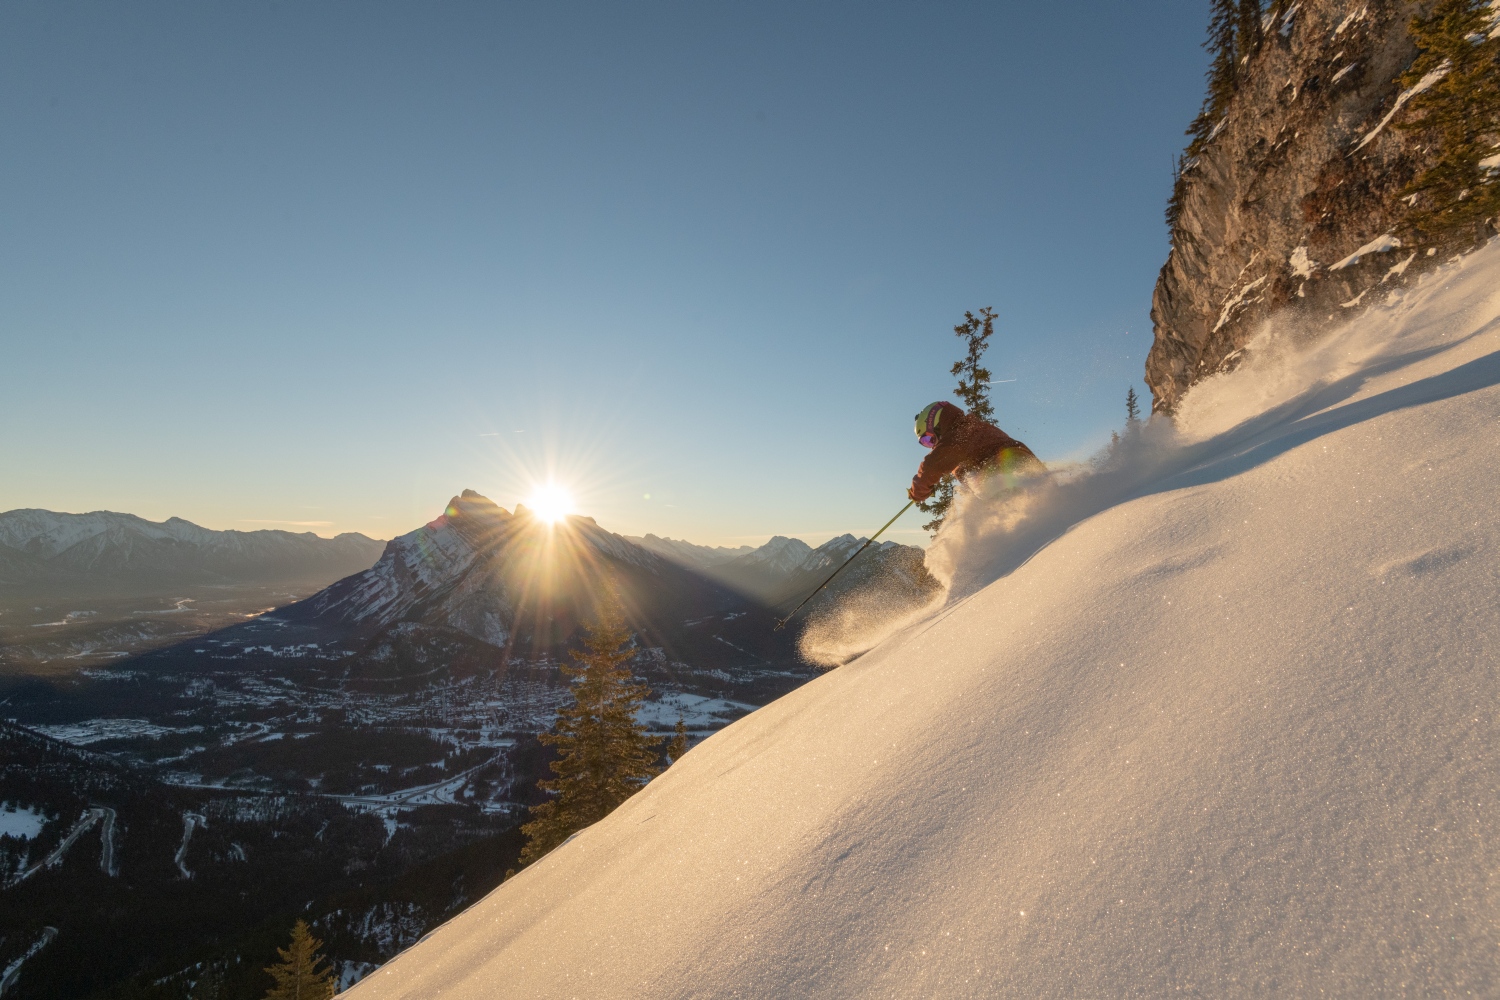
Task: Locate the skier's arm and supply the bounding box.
[909,442,963,502]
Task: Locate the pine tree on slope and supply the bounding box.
[1393,0,1500,238]
[918,307,999,535]
[519,596,663,865]
[667,716,689,764]
[263,920,335,1000]
[190,965,224,1000]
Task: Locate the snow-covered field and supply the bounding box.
[635,692,757,733]
[348,244,1500,998]
[32,719,202,745]
[0,803,47,841]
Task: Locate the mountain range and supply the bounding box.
[266,490,936,677]
[0,509,386,596]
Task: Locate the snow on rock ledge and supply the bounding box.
[350,246,1500,997]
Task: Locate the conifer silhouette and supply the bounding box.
[520,595,662,865]
[263,920,335,1000]
[1186,0,1240,153]
[918,307,998,535]
[667,716,689,763]
[190,965,225,1000]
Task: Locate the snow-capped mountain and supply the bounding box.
[623,534,753,571]
[703,533,921,608]
[277,490,794,664]
[628,531,932,614]
[0,509,384,593]
[344,235,1500,998]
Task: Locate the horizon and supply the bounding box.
[1,492,901,551]
[2,2,1209,548]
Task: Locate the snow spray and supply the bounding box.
[800,251,1497,669]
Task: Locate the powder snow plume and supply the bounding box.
[796,570,945,668]
[816,246,1500,664]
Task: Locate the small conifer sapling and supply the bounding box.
[667,716,689,763]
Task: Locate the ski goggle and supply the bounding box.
[918,431,938,449]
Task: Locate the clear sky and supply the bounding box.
[1,2,1210,548]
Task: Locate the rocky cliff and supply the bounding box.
[1148,0,1499,412]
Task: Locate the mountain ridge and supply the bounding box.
[0,508,386,595]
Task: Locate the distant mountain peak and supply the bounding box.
[0,508,385,593]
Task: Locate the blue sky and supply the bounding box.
[1,2,1209,547]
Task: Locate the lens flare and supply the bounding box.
[526,484,575,525]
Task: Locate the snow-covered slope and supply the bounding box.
[349,245,1500,998]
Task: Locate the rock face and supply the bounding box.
[1148,0,1441,412]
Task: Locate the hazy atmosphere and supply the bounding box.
[2,2,1207,545]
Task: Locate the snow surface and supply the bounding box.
[0,804,46,841]
[348,243,1500,998]
[1353,61,1451,153]
[1333,4,1366,38]
[1331,233,1401,271]
[1288,245,1316,279]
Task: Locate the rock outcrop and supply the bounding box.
[1147,0,1493,412]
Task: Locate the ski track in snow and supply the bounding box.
[347,243,1500,998]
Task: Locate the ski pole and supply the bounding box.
[774,499,916,631]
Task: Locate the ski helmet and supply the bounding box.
[914,402,952,449]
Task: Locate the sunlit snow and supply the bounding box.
[349,242,1500,998]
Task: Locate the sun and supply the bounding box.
[526,484,575,525]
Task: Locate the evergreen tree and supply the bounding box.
[1186,0,1241,153]
[519,596,662,865]
[262,920,334,1000]
[1235,0,1265,73]
[917,308,998,535]
[1394,0,1500,238]
[667,716,689,764]
[1126,386,1141,423]
[190,965,224,1000]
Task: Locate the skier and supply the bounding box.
[908,401,1043,503]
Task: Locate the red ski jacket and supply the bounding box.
[909,402,1042,503]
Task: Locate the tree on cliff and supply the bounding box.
[1234,0,1264,69]
[1188,0,1239,148]
[1178,0,1248,226]
[263,920,335,1000]
[519,595,662,865]
[1394,0,1500,238]
[918,307,997,535]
